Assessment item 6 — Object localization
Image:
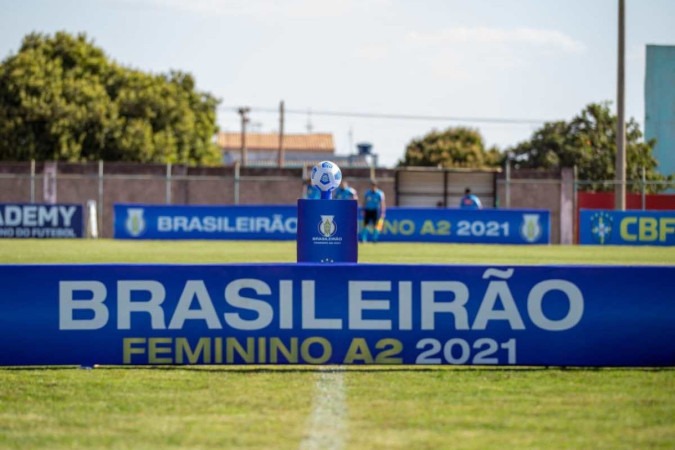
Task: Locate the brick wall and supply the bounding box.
[0,162,566,241]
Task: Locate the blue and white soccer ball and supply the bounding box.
[310,161,342,193]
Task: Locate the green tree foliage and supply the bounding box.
[0,32,221,165]
[399,126,502,169]
[508,102,671,192]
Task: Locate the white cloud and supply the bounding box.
[408,26,586,54]
[399,26,586,79]
[428,52,525,80]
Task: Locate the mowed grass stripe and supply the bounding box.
[300,367,347,450]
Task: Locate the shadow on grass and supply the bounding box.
[2,365,673,374]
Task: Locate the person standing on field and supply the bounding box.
[361,180,386,242]
[459,187,482,209]
[334,180,358,200]
[303,177,321,199]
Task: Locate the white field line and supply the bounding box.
[299,366,347,450]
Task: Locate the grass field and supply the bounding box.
[1,240,674,449]
[1,239,675,265]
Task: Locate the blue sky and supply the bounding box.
[1,0,674,167]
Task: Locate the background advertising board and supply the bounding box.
[377,208,550,244]
[114,204,297,240]
[0,203,83,238]
[579,209,675,246]
[115,204,550,244]
[0,264,673,367]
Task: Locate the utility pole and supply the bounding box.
[238,107,250,167]
[278,100,285,168]
[615,0,626,210]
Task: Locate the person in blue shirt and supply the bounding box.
[303,177,321,200]
[361,180,386,242]
[460,187,482,209]
[334,180,358,201]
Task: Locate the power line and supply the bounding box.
[218,105,551,125]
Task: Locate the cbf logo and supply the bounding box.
[520,214,542,243]
[589,211,613,244]
[125,208,146,237]
[318,215,337,237]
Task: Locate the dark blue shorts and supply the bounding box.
[363,209,379,226]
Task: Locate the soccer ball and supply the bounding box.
[310,161,342,193]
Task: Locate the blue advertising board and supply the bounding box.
[114,204,297,240]
[297,199,358,263]
[114,204,549,244]
[579,209,675,246]
[0,203,83,238]
[0,263,673,366]
[376,208,550,244]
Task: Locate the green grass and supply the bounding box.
[0,239,674,264]
[347,367,674,450]
[0,240,674,449]
[1,366,673,449]
[0,367,315,449]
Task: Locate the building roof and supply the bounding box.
[217,132,334,153]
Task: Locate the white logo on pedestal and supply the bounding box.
[318,215,337,237]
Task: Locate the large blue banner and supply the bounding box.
[114,204,549,244]
[376,208,550,244]
[114,204,297,240]
[0,203,83,238]
[579,209,675,246]
[0,264,672,366]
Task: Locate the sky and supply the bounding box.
[1,0,674,168]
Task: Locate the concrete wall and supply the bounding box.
[496,167,574,245]
[0,163,398,238]
[0,162,568,242]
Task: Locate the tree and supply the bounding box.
[508,102,671,192]
[0,32,221,165]
[399,127,502,169]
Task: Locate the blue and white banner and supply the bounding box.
[376,208,550,244]
[114,204,549,244]
[114,204,297,240]
[0,203,83,238]
[579,210,675,246]
[0,264,672,366]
